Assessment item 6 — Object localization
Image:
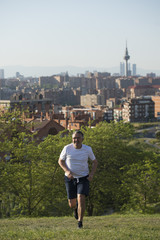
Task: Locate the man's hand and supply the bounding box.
[87,174,94,182]
[87,159,97,181]
[66,171,73,179]
[58,159,74,179]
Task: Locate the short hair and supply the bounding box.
[72,130,84,139]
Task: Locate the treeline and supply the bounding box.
[0,110,160,217]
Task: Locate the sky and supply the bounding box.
[0,0,160,77]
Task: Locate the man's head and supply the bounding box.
[72,131,84,149]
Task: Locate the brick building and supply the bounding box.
[52,106,106,130]
[28,117,65,141]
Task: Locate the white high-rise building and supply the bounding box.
[120,62,125,76]
[0,69,4,79]
[132,64,136,76]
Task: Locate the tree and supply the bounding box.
[81,121,137,215]
[121,151,160,213]
[155,131,160,140]
[0,109,69,217]
[1,109,159,217]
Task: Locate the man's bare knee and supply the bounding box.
[68,198,77,208]
[78,194,85,201]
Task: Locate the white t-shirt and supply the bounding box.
[60,143,96,178]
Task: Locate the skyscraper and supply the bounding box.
[0,69,4,79]
[120,62,125,76]
[124,43,130,77]
[132,64,137,76]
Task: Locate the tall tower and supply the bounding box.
[124,42,130,77]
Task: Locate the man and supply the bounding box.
[58,130,97,228]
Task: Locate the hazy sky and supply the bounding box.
[0,0,160,76]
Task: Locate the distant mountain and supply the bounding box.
[1,65,160,78]
[1,65,120,78]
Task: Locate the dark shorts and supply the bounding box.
[64,175,89,199]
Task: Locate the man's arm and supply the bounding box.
[88,159,98,181]
[58,158,73,179]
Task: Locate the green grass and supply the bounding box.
[0,214,160,240]
[132,122,160,129]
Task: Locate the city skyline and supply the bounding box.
[0,0,160,77]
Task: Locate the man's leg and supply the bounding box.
[76,177,89,228]
[68,198,77,209]
[64,176,78,219]
[77,194,85,222]
[68,198,78,220]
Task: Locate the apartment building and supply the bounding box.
[81,94,101,107]
[96,77,115,89]
[151,96,160,119]
[39,76,61,88]
[6,78,20,89]
[134,77,150,86]
[98,88,124,102]
[94,72,111,78]
[0,99,52,115]
[40,88,80,106]
[0,78,5,88]
[150,78,160,85]
[126,85,156,99]
[122,97,155,122]
[103,108,114,122]
[114,108,123,122]
[115,78,134,89]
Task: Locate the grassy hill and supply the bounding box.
[0,214,160,240]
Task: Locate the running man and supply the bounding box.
[58,130,97,228]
